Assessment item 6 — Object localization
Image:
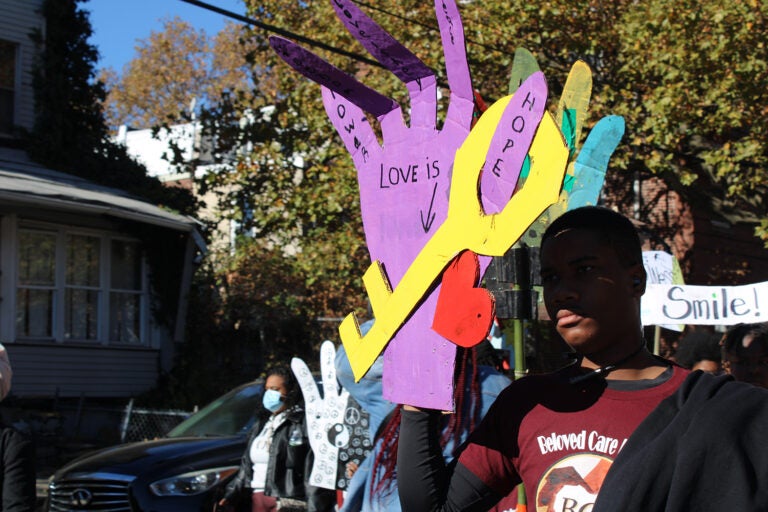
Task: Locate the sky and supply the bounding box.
[85,0,245,73]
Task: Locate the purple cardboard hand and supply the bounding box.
[270,0,551,409]
[271,0,471,410]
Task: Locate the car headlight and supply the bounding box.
[149,466,239,496]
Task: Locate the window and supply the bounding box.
[0,40,16,133]
[15,226,147,345]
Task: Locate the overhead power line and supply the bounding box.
[179,0,506,97]
[181,0,509,69]
[179,0,384,69]
[350,0,511,57]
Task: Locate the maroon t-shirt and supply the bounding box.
[459,365,689,512]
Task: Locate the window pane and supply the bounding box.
[66,234,100,286]
[18,231,56,285]
[65,289,99,340]
[111,240,141,290]
[109,292,140,343]
[16,289,53,337]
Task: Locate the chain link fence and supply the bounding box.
[119,399,195,443]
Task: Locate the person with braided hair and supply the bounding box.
[335,320,513,512]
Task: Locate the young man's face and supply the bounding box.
[540,228,645,358]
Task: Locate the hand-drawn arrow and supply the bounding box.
[420,183,438,233]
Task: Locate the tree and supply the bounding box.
[28,0,104,162]
[138,242,321,408]
[459,0,768,241]
[194,71,370,342]
[101,17,209,129]
[146,1,376,343]
[221,0,768,262]
[612,0,768,240]
[101,19,255,132]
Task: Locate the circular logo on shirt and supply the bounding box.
[535,454,612,512]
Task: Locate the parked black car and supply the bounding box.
[46,379,265,511]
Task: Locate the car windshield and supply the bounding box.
[166,380,264,438]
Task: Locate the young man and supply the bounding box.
[398,206,768,511]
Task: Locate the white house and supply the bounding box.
[117,104,304,256]
[0,0,204,399]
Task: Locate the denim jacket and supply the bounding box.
[335,322,397,512]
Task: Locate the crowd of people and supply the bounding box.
[0,207,761,512]
[210,206,768,512]
[0,213,760,512]
[0,207,765,512]
[670,322,768,388]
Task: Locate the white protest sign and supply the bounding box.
[642,251,685,331]
[641,281,767,326]
[643,251,676,284]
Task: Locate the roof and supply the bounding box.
[0,147,201,233]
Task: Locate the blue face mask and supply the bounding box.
[262,389,284,412]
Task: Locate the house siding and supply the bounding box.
[6,343,159,398]
[690,213,768,286]
[0,3,200,401]
[605,174,768,286]
[0,0,44,132]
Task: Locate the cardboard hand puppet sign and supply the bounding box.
[273,0,566,409]
[507,53,625,250]
[291,341,349,490]
[272,0,621,410]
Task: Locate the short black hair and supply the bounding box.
[722,323,768,354]
[541,206,643,267]
[265,364,302,410]
[675,331,722,369]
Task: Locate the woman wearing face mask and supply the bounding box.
[218,365,336,512]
